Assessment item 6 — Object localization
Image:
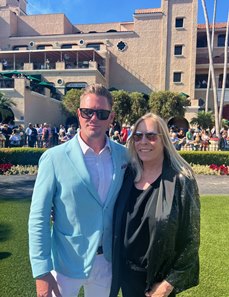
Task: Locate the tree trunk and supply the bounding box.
[219,12,229,125]
[201,0,220,137]
[205,0,217,112]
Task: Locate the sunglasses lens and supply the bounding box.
[146,133,157,141]
[80,109,110,120]
[80,109,93,119]
[96,110,110,120]
[133,133,143,142]
[132,132,158,142]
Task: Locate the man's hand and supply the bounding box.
[145,280,174,297]
[36,272,62,297]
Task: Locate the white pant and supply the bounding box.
[52,254,112,297]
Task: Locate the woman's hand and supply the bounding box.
[145,280,174,297]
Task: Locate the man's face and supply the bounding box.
[77,93,114,145]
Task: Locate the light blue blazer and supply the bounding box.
[28,135,129,278]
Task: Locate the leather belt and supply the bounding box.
[96,246,103,255]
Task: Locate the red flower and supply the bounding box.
[0,163,13,174]
[209,164,229,175]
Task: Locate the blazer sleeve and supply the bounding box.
[165,175,200,293]
[28,151,57,278]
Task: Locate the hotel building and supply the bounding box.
[0,0,228,127]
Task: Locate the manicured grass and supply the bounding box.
[0,196,228,297]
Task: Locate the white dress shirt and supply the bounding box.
[77,133,113,204]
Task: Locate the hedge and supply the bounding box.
[0,148,46,165]
[0,148,228,166]
[179,151,229,166]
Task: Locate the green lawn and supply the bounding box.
[0,195,228,297]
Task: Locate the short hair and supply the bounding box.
[80,84,113,108]
[128,112,194,182]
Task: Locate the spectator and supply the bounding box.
[42,123,51,148]
[201,130,210,151]
[9,129,21,147]
[121,123,128,145]
[170,132,180,150]
[112,130,121,143]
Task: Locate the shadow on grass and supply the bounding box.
[0,223,13,260]
[0,223,12,242]
[0,252,12,260]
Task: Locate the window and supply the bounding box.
[217,34,228,47]
[65,82,87,94]
[117,41,127,51]
[218,74,229,88]
[86,43,102,50]
[106,29,117,32]
[197,34,207,48]
[195,74,208,88]
[173,72,182,83]
[61,44,77,49]
[13,45,28,50]
[175,17,184,28]
[174,45,183,55]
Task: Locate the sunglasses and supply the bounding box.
[132,131,163,142]
[79,108,111,121]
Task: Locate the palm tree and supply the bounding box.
[205,0,217,112]
[219,12,229,125]
[201,0,220,137]
[0,92,16,123]
[190,110,214,130]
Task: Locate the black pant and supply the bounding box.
[121,264,147,297]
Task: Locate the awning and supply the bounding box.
[0,70,24,77]
[26,75,41,82]
[38,81,55,90]
[179,92,190,98]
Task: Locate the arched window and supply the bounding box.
[65,82,87,94]
[86,43,102,50]
[13,45,28,50]
[106,29,117,33]
[61,44,77,49]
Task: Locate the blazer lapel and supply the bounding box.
[65,136,102,205]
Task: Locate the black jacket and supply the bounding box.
[109,157,200,297]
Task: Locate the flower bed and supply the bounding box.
[209,164,229,175]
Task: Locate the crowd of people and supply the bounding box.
[1,120,229,152]
[169,126,229,151]
[0,122,78,149]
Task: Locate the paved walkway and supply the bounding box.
[0,174,228,199]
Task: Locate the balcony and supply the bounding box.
[0,48,106,76]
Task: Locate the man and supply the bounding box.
[28,84,129,297]
[25,123,37,147]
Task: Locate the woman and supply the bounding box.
[110,113,200,297]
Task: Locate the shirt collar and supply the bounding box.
[77,131,111,155]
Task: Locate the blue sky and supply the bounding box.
[26,0,229,25]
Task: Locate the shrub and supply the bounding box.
[180,151,229,166]
[0,148,45,165]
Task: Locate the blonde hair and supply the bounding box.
[127,113,194,182]
[80,84,113,108]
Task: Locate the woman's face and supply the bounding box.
[134,118,164,164]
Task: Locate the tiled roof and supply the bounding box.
[134,8,162,14]
[198,23,227,29]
